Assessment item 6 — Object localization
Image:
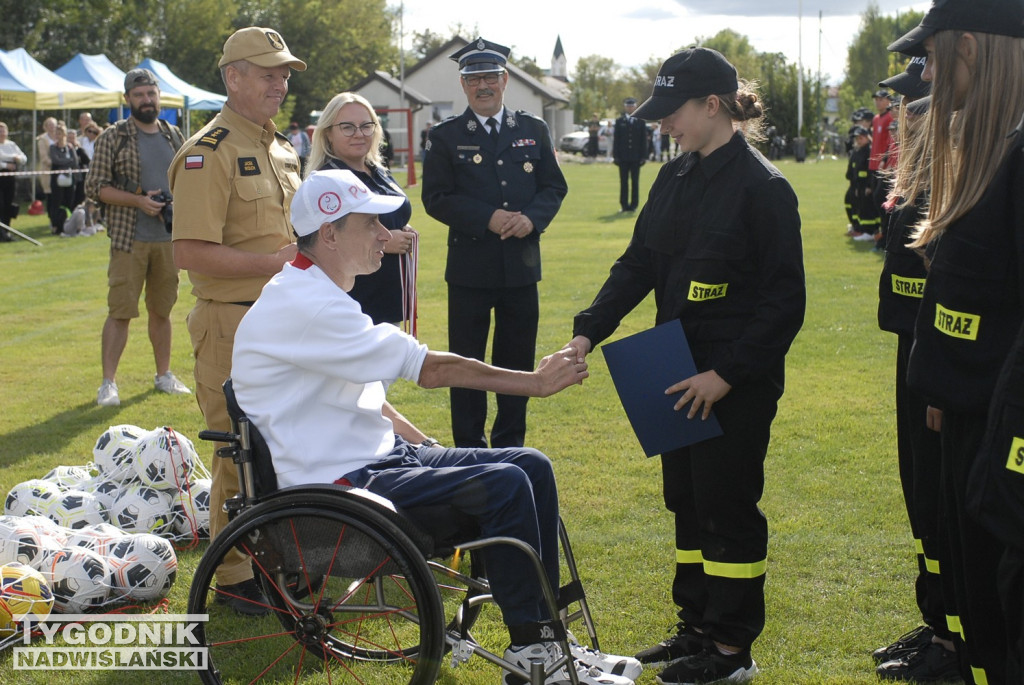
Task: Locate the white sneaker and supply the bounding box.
[567,634,643,680]
[503,642,635,685]
[154,372,191,395]
[853,232,876,241]
[97,380,120,407]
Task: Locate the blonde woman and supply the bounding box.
[891,0,1024,681]
[307,92,417,325]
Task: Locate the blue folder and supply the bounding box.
[601,320,723,456]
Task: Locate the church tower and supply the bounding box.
[551,35,567,82]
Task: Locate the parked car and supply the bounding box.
[559,130,608,155]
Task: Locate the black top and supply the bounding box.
[422,107,567,288]
[574,132,805,390]
[613,113,648,164]
[319,157,413,324]
[877,197,928,336]
[907,134,1024,413]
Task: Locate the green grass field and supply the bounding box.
[0,155,913,684]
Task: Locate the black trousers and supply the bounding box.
[0,175,15,238]
[48,182,74,232]
[661,379,779,649]
[617,161,641,211]
[894,335,950,637]
[447,283,538,448]
[941,411,1008,684]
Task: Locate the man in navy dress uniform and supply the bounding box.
[612,97,648,212]
[422,37,568,448]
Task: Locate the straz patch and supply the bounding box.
[184,155,204,170]
[934,303,980,341]
[891,275,925,298]
[195,127,229,150]
[1004,436,1024,476]
[688,281,729,302]
[511,139,536,147]
[238,158,261,176]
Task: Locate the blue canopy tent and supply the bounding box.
[0,48,119,202]
[135,58,226,136]
[55,53,185,125]
[55,53,186,110]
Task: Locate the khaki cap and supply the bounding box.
[219,27,306,71]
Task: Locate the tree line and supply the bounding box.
[0,0,920,153]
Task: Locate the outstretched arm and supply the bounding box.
[416,347,587,397]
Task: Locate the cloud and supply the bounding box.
[624,7,679,20]
[673,0,923,18]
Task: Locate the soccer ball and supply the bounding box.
[46,490,106,530]
[38,547,112,614]
[108,534,177,602]
[20,515,69,546]
[132,427,196,490]
[93,425,146,483]
[0,518,44,567]
[5,479,63,517]
[83,478,121,513]
[66,523,126,557]
[0,562,54,635]
[171,478,212,537]
[42,465,93,490]
[109,485,172,536]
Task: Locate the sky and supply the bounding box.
[394,0,930,85]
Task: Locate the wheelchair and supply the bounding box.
[187,379,605,684]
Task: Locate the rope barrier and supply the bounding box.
[0,168,82,177]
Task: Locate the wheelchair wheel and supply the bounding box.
[188,491,445,685]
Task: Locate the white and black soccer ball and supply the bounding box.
[171,478,212,537]
[38,547,112,613]
[108,534,177,602]
[42,465,94,490]
[5,479,63,517]
[109,485,172,536]
[82,478,121,513]
[66,523,125,558]
[93,425,145,483]
[46,490,106,530]
[0,518,44,567]
[20,515,69,546]
[131,428,195,490]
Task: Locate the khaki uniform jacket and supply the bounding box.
[168,105,300,303]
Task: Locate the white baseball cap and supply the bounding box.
[290,169,405,237]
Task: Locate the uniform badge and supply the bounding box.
[473,154,483,164]
[238,157,261,176]
[467,119,478,133]
[266,31,285,50]
[476,38,486,50]
[425,139,432,152]
[184,155,204,170]
[523,161,534,173]
[506,113,517,129]
[195,127,229,150]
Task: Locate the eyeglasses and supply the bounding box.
[462,72,503,87]
[329,121,377,137]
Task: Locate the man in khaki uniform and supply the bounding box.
[169,26,305,615]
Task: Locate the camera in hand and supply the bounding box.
[151,190,173,232]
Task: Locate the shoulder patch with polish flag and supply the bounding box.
[184,155,204,170]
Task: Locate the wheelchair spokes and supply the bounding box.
[189,495,445,684]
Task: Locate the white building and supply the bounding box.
[350,36,573,167]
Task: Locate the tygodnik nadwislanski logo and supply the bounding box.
[11,613,207,670]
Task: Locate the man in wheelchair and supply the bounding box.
[230,168,641,685]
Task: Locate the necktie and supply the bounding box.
[486,117,499,141]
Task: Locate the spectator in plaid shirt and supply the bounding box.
[85,68,191,407]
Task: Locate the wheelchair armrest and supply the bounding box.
[198,430,238,443]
